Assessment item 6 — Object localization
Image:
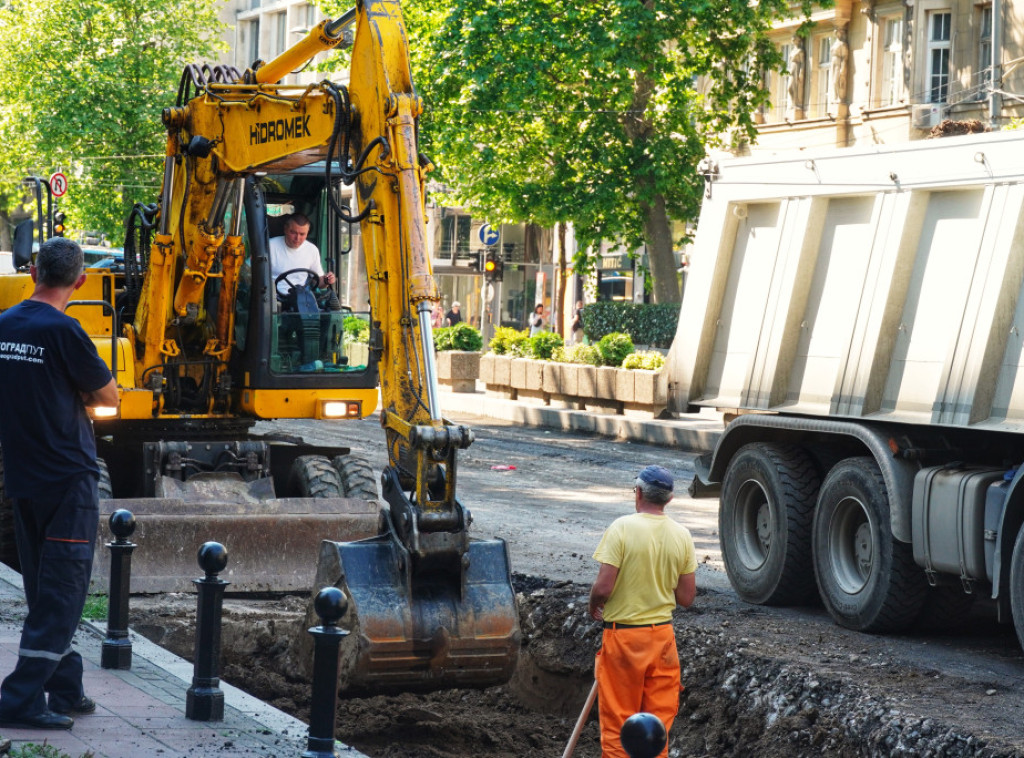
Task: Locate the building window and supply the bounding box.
[977,5,993,99]
[879,15,904,106]
[243,19,260,65]
[926,10,951,103]
[303,2,319,30]
[271,11,287,58]
[815,34,832,116]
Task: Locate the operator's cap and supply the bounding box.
[452,301,460,307]
[636,465,673,492]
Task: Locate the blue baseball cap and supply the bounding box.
[636,465,673,492]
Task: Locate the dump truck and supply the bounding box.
[667,130,1024,649]
[0,0,519,694]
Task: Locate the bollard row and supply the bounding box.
[99,512,352,757]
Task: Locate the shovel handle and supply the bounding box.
[562,679,599,758]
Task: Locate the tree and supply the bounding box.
[0,0,226,240]
[405,0,814,304]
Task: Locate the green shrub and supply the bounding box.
[528,331,564,360]
[582,302,679,348]
[343,315,369,343]
[621,350,665,371]
[552,344,601,365]
[490,326,530,356]
[596,332,635,367]
[435,322,483,352]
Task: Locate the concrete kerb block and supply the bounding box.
[633,370,666,405]
[542,362,561,395]
[479,353,496,385]
[596,366,618,398]
[615,369,636,404]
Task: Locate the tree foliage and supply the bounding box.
[0,0,225,239]
[402,0,815,303]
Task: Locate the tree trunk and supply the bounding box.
[555,223,568,334]
[640,192,681,304]
[0,209,10,253]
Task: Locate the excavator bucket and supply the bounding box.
[313,533,521,695]
[91,495,382,594]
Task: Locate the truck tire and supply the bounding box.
[719,443,819,606]
[288,455,343,498]
[331,454,379,500]
[98,458,113,500]
[1008,527,1024,652]
[812,457,926,632]
[0,446,17,571]
[915,585,975,633]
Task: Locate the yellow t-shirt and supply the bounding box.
[593,513,697,625]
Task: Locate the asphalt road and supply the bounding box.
[255,410,726,589]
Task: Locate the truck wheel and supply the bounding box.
[1008,527,1024,651]
[812,457,926,632]
[98,458,113,500]
[289,455,343,498]
[331,454,379,500]
[0,446,17,571]
[719,443,819,606]
[915,585,975,633]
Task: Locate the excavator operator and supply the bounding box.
[270,213,339,312]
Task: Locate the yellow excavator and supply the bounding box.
[0,0,519,694]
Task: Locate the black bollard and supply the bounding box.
[101,509,136,670]
[186,542,229,721]
[620,712,667,758]
[302,587,349,758]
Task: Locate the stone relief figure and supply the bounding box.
[788,37,805,112]
[831,26,849,103]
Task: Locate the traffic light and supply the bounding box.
[52,211,66,237]
[483,251,503,283]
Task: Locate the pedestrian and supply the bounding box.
[431,302,444,329]
[0,237,118,730]
[445,301,463,327]
[570,300,585,345]
[588,465,697,758]
[528,303,545,336]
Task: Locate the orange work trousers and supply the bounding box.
[594,623,679,758]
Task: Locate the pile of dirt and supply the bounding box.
[130,575,1024,758]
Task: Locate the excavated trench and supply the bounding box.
[129,575,1024,758]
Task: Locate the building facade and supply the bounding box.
[752,0,1024,153]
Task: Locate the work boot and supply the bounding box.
[50,696,96,716]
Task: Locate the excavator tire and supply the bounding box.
[289,455,343,498]
[0,446,17,572]
[98,458,113,499]
[331,454,379,500]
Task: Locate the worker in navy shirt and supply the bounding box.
[0,237,118,730]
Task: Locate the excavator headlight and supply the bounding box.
[89,405,119,420]
[319,400,362,419]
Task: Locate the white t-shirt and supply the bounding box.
[269,236,324,296]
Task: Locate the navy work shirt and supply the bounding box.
[0,300,114,498]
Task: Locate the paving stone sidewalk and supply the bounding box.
[0,563,366,758]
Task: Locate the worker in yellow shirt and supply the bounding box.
[588,465,697,758]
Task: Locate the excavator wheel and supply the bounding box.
[288,455,344,498]
[331,453,379,500]
[97,458,113,499]
[0,446,17,571]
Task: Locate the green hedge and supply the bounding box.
[434,322,483,351]
[582,302,679,348]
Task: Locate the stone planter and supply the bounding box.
[345,342,369,368]
[436,350,480,393]
[479,358,666,417]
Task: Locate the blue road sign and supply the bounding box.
[479,224,499,246]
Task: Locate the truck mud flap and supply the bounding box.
[91,497,382,594]
[314,535,521,695]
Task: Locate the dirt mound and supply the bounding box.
[131,576,1024,757]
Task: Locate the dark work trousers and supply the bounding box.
[0,475,98,717]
